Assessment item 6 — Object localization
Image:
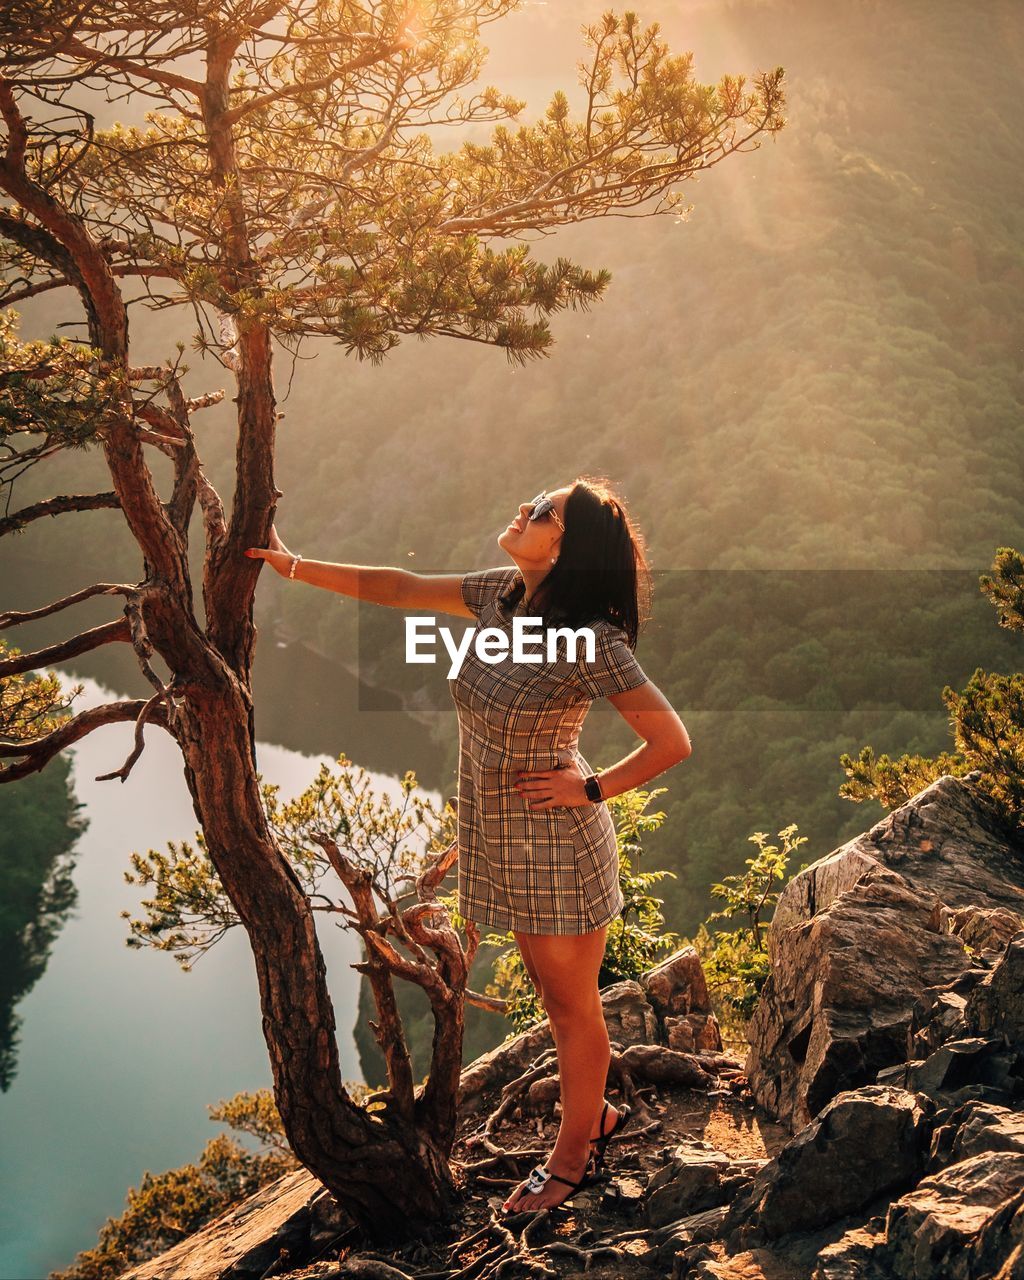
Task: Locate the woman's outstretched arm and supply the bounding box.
[245,524,473,616]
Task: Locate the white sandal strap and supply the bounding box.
[525,1165,551,1194]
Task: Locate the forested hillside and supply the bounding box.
[0,760,86,1091]
[6,0,1023,947]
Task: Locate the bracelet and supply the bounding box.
[288,554,303,580]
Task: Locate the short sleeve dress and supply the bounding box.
[450,565,649,935]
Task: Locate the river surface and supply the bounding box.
[0,642,449,1280]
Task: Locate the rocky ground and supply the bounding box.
[247,1068,790,1280]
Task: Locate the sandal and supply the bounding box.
[589,1101,633,1175]
[501,1160,596,1215]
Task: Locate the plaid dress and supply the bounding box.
[450,565,649,935]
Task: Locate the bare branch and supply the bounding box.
[221,40,412,127]
[0,581,135,629]
[364,928,433,990]
[133,400,188,445]
[20,32,203,97]
[137,425,186,449]
[0,695,175,783]
[311,828,417,1122]
[466,989,507,1014]
[0,617,130,677]
[0,275,72,305]
[0,491,121,537]
[95,684,178,782]
[122,590,178,722]
[185,389,225,413]
[162,366,200,534]
[130,363,227,545]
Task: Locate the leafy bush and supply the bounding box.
[689,824,808,1050]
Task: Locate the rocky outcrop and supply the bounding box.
[645,1142,761,1229]
[640,944,724,1054]
[118,1168,346,1280]
[664,775,1024,1280]
[745,772,1024,1132]
[121,773,1024,1280]
[457,943,722,1112]
[722,1085,934,1243]
[458,979,659,1113]
[883,1148,1024,1277]
[965,929,1024,1046]
[660,1030,1024,1279]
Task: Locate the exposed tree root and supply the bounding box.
[459,1037,725,1169]
[301,1040,743,1280]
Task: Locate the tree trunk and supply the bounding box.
[0,64,470,1245]
[174,684,461,1240]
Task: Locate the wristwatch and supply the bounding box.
[583,772,604,803]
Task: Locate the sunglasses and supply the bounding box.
[526,491,565,533]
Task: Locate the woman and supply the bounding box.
[245,477,691,1213]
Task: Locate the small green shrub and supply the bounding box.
[689,824,808,1049]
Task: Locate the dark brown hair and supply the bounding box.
[499,475,652,648]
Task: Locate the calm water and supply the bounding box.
[0,649,448,1280]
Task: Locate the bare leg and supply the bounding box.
[513,929,620,1144]
[503,925,618,1212]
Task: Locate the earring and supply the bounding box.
[550,557,556,563]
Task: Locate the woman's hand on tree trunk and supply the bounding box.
[244,523,295,577]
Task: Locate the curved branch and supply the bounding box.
[94,685,177,783]
[222,40,411,126]
[0,695,175,782]
[0,617,130,677]
[22,33,203,97]
[0,210,83,312]
[466,989,507,1015]
[0,491,122,537]
[0,275,71,305]
[0,582,134,629]
[121,591,178,724]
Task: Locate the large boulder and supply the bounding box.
[720,1085,933,1244]
[882,1150,1024,1278]
[745,774,1024,1131]
[671,1095,1024,1278]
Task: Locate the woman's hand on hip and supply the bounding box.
[244,523,294,576]
[513,761,591,809]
